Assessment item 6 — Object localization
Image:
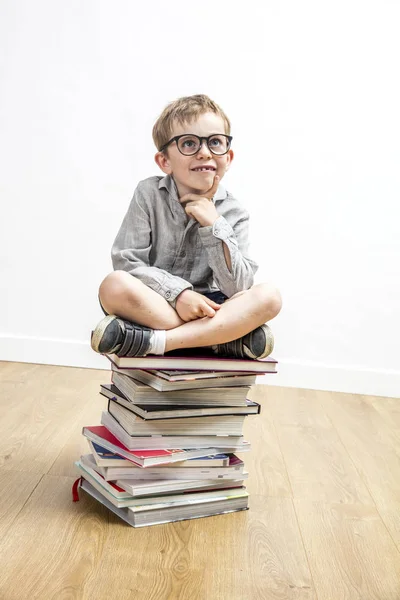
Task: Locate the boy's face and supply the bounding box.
[155,112,234,198]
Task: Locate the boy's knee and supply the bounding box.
[99,270,135,312]
[254,283,282,320]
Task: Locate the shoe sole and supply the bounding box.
[91,314,117,353]
[244,324,274,360]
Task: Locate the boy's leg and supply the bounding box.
[95,271,281,356]
[164,283,281,352]
[99,271,184,330]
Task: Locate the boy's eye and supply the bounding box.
[209,137,222,146]
[179,136,198,150]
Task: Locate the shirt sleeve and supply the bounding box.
[197,201,258,297]
[111,186,192,305]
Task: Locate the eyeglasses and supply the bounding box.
[160,134,233,156]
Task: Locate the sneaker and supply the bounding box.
[214,324,274,360]
[91,315,153,357]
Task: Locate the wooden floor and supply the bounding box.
[0,362,399,600]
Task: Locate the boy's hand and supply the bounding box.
[179,175,220,227]
[175,289,222,322]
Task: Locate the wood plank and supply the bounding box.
[294,500,400,600]
[319,391,400,505]
[0,362,108,474]
[276,424,373,504]
[0,469,43,539]
[243,386,292,498]
[263,385,333,428]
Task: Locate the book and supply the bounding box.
[101,410,251,451]
[89,441,230,468]
[107,399,246,436]
[82,452,246,481]
[82,425,247,467]
[79,479,249,527]
[107,351,277,373]
[110,372,251,406]
[75,460,245,508]
[101,384,261,418]
[116,368,260,392]
[152,369,261,381]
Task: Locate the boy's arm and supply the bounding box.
[198,206,258,297]
[179,179,257,297]
[111,186,192,306]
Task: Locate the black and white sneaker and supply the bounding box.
[214,324,274,360]
[91,315,153,357]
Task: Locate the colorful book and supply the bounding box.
[82,452,245,481]
[75,460,245,508]
[83,425,250,467]
[79,478,249,527]
[89,441,230,468]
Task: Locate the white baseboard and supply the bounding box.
[0,335,398,398]
[258,359,399,398]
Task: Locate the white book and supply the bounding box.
[101,410,250,451]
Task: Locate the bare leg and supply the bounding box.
[165,283,281,352]
[99,271,281,351]
[99,271,184,330]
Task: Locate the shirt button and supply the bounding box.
[165,291,171,299]
[214,228,220,235]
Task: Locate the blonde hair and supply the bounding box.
[152,94,231,151]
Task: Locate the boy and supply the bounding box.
[91,95,281,359]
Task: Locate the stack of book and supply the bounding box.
[74,350,277,528]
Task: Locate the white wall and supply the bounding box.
[1,0,399,397]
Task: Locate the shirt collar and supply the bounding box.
[158,174,227,203]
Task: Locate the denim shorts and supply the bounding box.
[99,289,227,316]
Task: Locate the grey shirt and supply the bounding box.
[111,175,258,305]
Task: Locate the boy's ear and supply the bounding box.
[225,149,234,170]
[154,151,172,174]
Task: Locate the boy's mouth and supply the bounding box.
[191,166,216,172]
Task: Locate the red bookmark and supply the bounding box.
[72,477,83,502]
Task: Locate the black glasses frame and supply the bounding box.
[160,134,233,156]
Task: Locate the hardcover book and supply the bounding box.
[110,371,251,406]
[100,384,261,418]
[107,351,277,373]
[82,425,246,467]
[82,452,245,482]
[89,441,230,468]
[79,478,249,527]
[101,410,251,451]
[115,368,260,393]
[107,398,246,436]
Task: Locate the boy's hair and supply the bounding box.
[152,94,231,151]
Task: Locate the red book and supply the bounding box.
[82,426,234,468]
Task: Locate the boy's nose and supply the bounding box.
[196,140,212,158]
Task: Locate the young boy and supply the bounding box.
[91,95,282,359]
